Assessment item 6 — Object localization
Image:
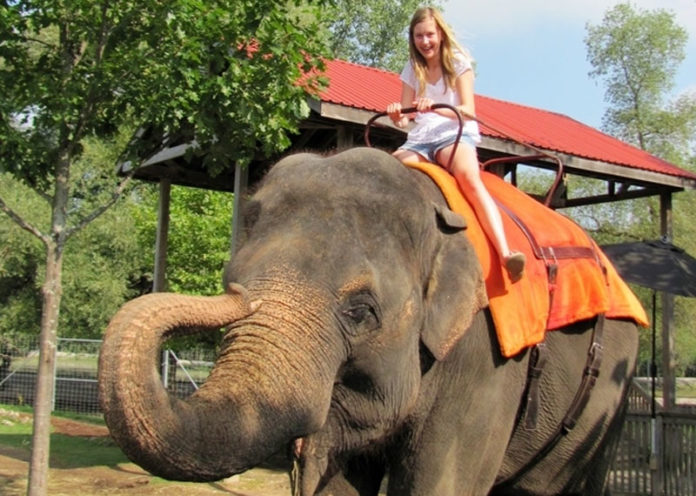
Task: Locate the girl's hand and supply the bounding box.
[387,103,409,128]
[413,97,434,112]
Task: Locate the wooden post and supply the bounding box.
[653,414,664,495]
[336,125,353,149]
[153,178,171,292]
[230,162,249,257]
[660,192,675,412]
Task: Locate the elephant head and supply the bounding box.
[98,148,488,492]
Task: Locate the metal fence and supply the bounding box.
[0,336,214,415]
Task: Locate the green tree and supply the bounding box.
[132,184,235,297]
[584,1,696,253]
[585,2,693,152]
[584,2,696,235]
[0,130,155,340]
[322,0,441,72]
[0,174,44,337]
[0,2,328,494]
[128,184,235,352]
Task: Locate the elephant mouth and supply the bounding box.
[290,436,330,496]
[292,437,305,460]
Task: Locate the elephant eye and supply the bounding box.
[344,305,373,323]
[342,292,381,332]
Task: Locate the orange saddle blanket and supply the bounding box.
[406,161,648,358]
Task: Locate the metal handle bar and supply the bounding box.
[365,103,565,207]
[364,103,463,172]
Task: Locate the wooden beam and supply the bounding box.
[312,100,696,193]
[557,185,666,208]
[479,136,695,190]
[142,143,195,167]
[317,101,401,129]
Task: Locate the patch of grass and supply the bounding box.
[0,407,35,460]
[0,404,34,416]
[0,403,105,424]
[50,433,127,469]
[0,406,33,439]
[0,406,128,468]
[53,409,106,425]
[677,381,696,398]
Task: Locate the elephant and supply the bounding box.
[98,147,639,495]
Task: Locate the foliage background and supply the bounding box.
[1,0,695,373]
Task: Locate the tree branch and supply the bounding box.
[20,35,57,50]
[64,172,135,240]
[28,182,53,204]
[0,194,48,247]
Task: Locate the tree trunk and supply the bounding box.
[27,152,70,496]
[27,242,63,496]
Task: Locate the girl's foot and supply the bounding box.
[505,252,526,282]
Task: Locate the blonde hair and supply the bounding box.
[408,7,473,96]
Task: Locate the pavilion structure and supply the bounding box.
[118,57,696,409]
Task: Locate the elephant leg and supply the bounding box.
[562,397,630,495]
[388,313,529,495]
[316,454,386,496]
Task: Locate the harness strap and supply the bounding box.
[495,313,606,489]
[523,342,548,430]
[496,201,601,262]
[562,313,605,432]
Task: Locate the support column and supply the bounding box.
[153,178,171,293]
[660,192,675,411]
[230,162,249,257]
[337,126,353,149]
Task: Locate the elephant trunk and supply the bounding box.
[98,283,288,481]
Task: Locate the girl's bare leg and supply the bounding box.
[437,143,525,281]
[393,149,427,163]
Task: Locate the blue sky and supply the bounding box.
[441,0,696,130]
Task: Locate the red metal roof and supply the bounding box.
[320,58,696,183]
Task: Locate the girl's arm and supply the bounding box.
[454,69,476,120]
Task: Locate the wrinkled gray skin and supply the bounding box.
[99,148,638,495]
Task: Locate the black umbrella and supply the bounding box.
[601,238,696,443]
[601,238,696,297]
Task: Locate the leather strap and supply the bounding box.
[561,313,605,432]
[523,342,549,430]
[496,201,601,263]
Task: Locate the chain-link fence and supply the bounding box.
[0,335,215,416]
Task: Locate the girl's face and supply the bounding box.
[413,17,441,62]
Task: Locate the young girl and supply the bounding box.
[387,6,525,282]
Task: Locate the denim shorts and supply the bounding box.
[399,133,478,164]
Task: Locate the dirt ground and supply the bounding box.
[0,413,292,496]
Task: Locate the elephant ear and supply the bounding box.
[421,203,488,361]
